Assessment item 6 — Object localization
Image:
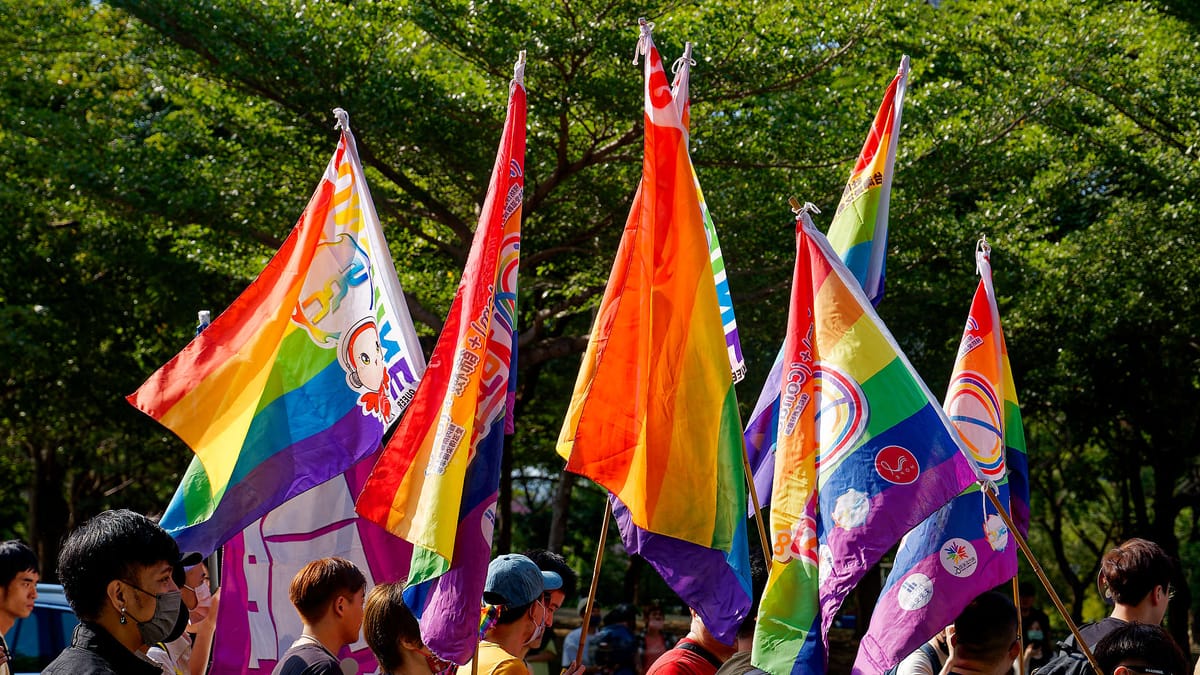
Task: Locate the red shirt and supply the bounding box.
[645,639,724,675]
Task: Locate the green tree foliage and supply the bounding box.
[2,0,1199,650]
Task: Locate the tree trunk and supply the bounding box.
[31,446,69,583]
[497,434,514,554]
[623,555,646,605]
[548,470,577,552]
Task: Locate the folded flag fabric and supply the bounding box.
[743,57,910,518]
[853,241,1028,674]
[751,208,977,675]
[597,30,751,644]
[128,110,425,557]
[355,54,527,664]
[556,21,746,558]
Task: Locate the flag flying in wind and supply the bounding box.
[744,57,910,518]
[751,209,977,675]
[128,110,425,558]
[826,55,909,305]
[587,28,751,643]
[354,53,527,665]
[853,241,1028,674]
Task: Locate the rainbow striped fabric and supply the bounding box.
[128,115,425,557]
[826,56,909,305]
[854,242,1028,674]
[745,57,911,517]
[556,23,746,557]
[589,29,751,644]
[354,57,526,665]
[751,211,977,675]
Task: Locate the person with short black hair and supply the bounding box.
[942,591,1021,675]
[271,557,367,675]
[362,582,451,675]
[523,549,576,665]
[1094,622,1186,675]
[0,540,40,675]
[43,509,187,675]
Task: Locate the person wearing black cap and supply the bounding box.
[43,509,188,675]
[460,554,562,675]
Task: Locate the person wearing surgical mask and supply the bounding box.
[460,554,576,675]
[43,509,188,675]
[147,560,219,675]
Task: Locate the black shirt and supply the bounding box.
[270,641,342,675]
[42,621,163,675]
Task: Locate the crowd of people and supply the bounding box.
[0,510,1194,675]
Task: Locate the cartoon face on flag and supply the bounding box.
[128,109,425,559]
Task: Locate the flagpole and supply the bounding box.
[741,451,772,564]
[982,485,1101,675]
[573,499,612,671]
[1013,577,1025,675]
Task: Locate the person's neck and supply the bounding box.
[1110,603,1160,625]
[0,611,14,636]
[486,622,531,658]
[301,621,346,658]
[399,648,432,675]
[94,611,148,654]
[685,630,735,662]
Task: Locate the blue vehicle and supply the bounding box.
[3,583,78,674]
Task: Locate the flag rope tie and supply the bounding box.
[332,107,350,131]
[513,50,526,87]
[633,17,653,64]
[672,42,696,74]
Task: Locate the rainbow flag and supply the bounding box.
[673,42,746,383]
[853,241,1028,674]
[591,30,751,643]
[744,57,910,516]
[354,54,526,665]
[751,209,977,675]
[827,55,909,305]
[128,111,425,557]
[556,20,746,558]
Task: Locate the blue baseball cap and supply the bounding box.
[484,554,563,607]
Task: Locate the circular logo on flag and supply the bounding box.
[874,445,920,484]
[815,364,869,471]
[946,371,1005,479]
[940,537,979,578]
[984,513,1009,552]
[897,573,935,611]
[832,488,870,530]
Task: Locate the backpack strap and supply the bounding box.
[919,642,943,670]
[675,641,724,670]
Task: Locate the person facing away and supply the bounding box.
[459,554,562,675]
[1093,622,1186,675]
[43,509,187,675]
[362,582,454,675]
[271,557,366,675]
[0,540,40,675]
[588,604,638,675]
[1035,538,1175,675]
[940,591,1021,675]
[643,608,736,675]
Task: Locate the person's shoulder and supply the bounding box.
[272,644,340,675]
[42,648,118,675]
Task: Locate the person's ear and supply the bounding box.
[1007,637,1021,660]
[400,637,423,651]
[334,595,346,617]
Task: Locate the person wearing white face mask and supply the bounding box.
[460,555,563,675]
[147,560,219,675]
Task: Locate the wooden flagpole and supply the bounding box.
[1013,577,1025,675]
[573,501,612,671]
[982,485,1101,675]
[741,450,773,564]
